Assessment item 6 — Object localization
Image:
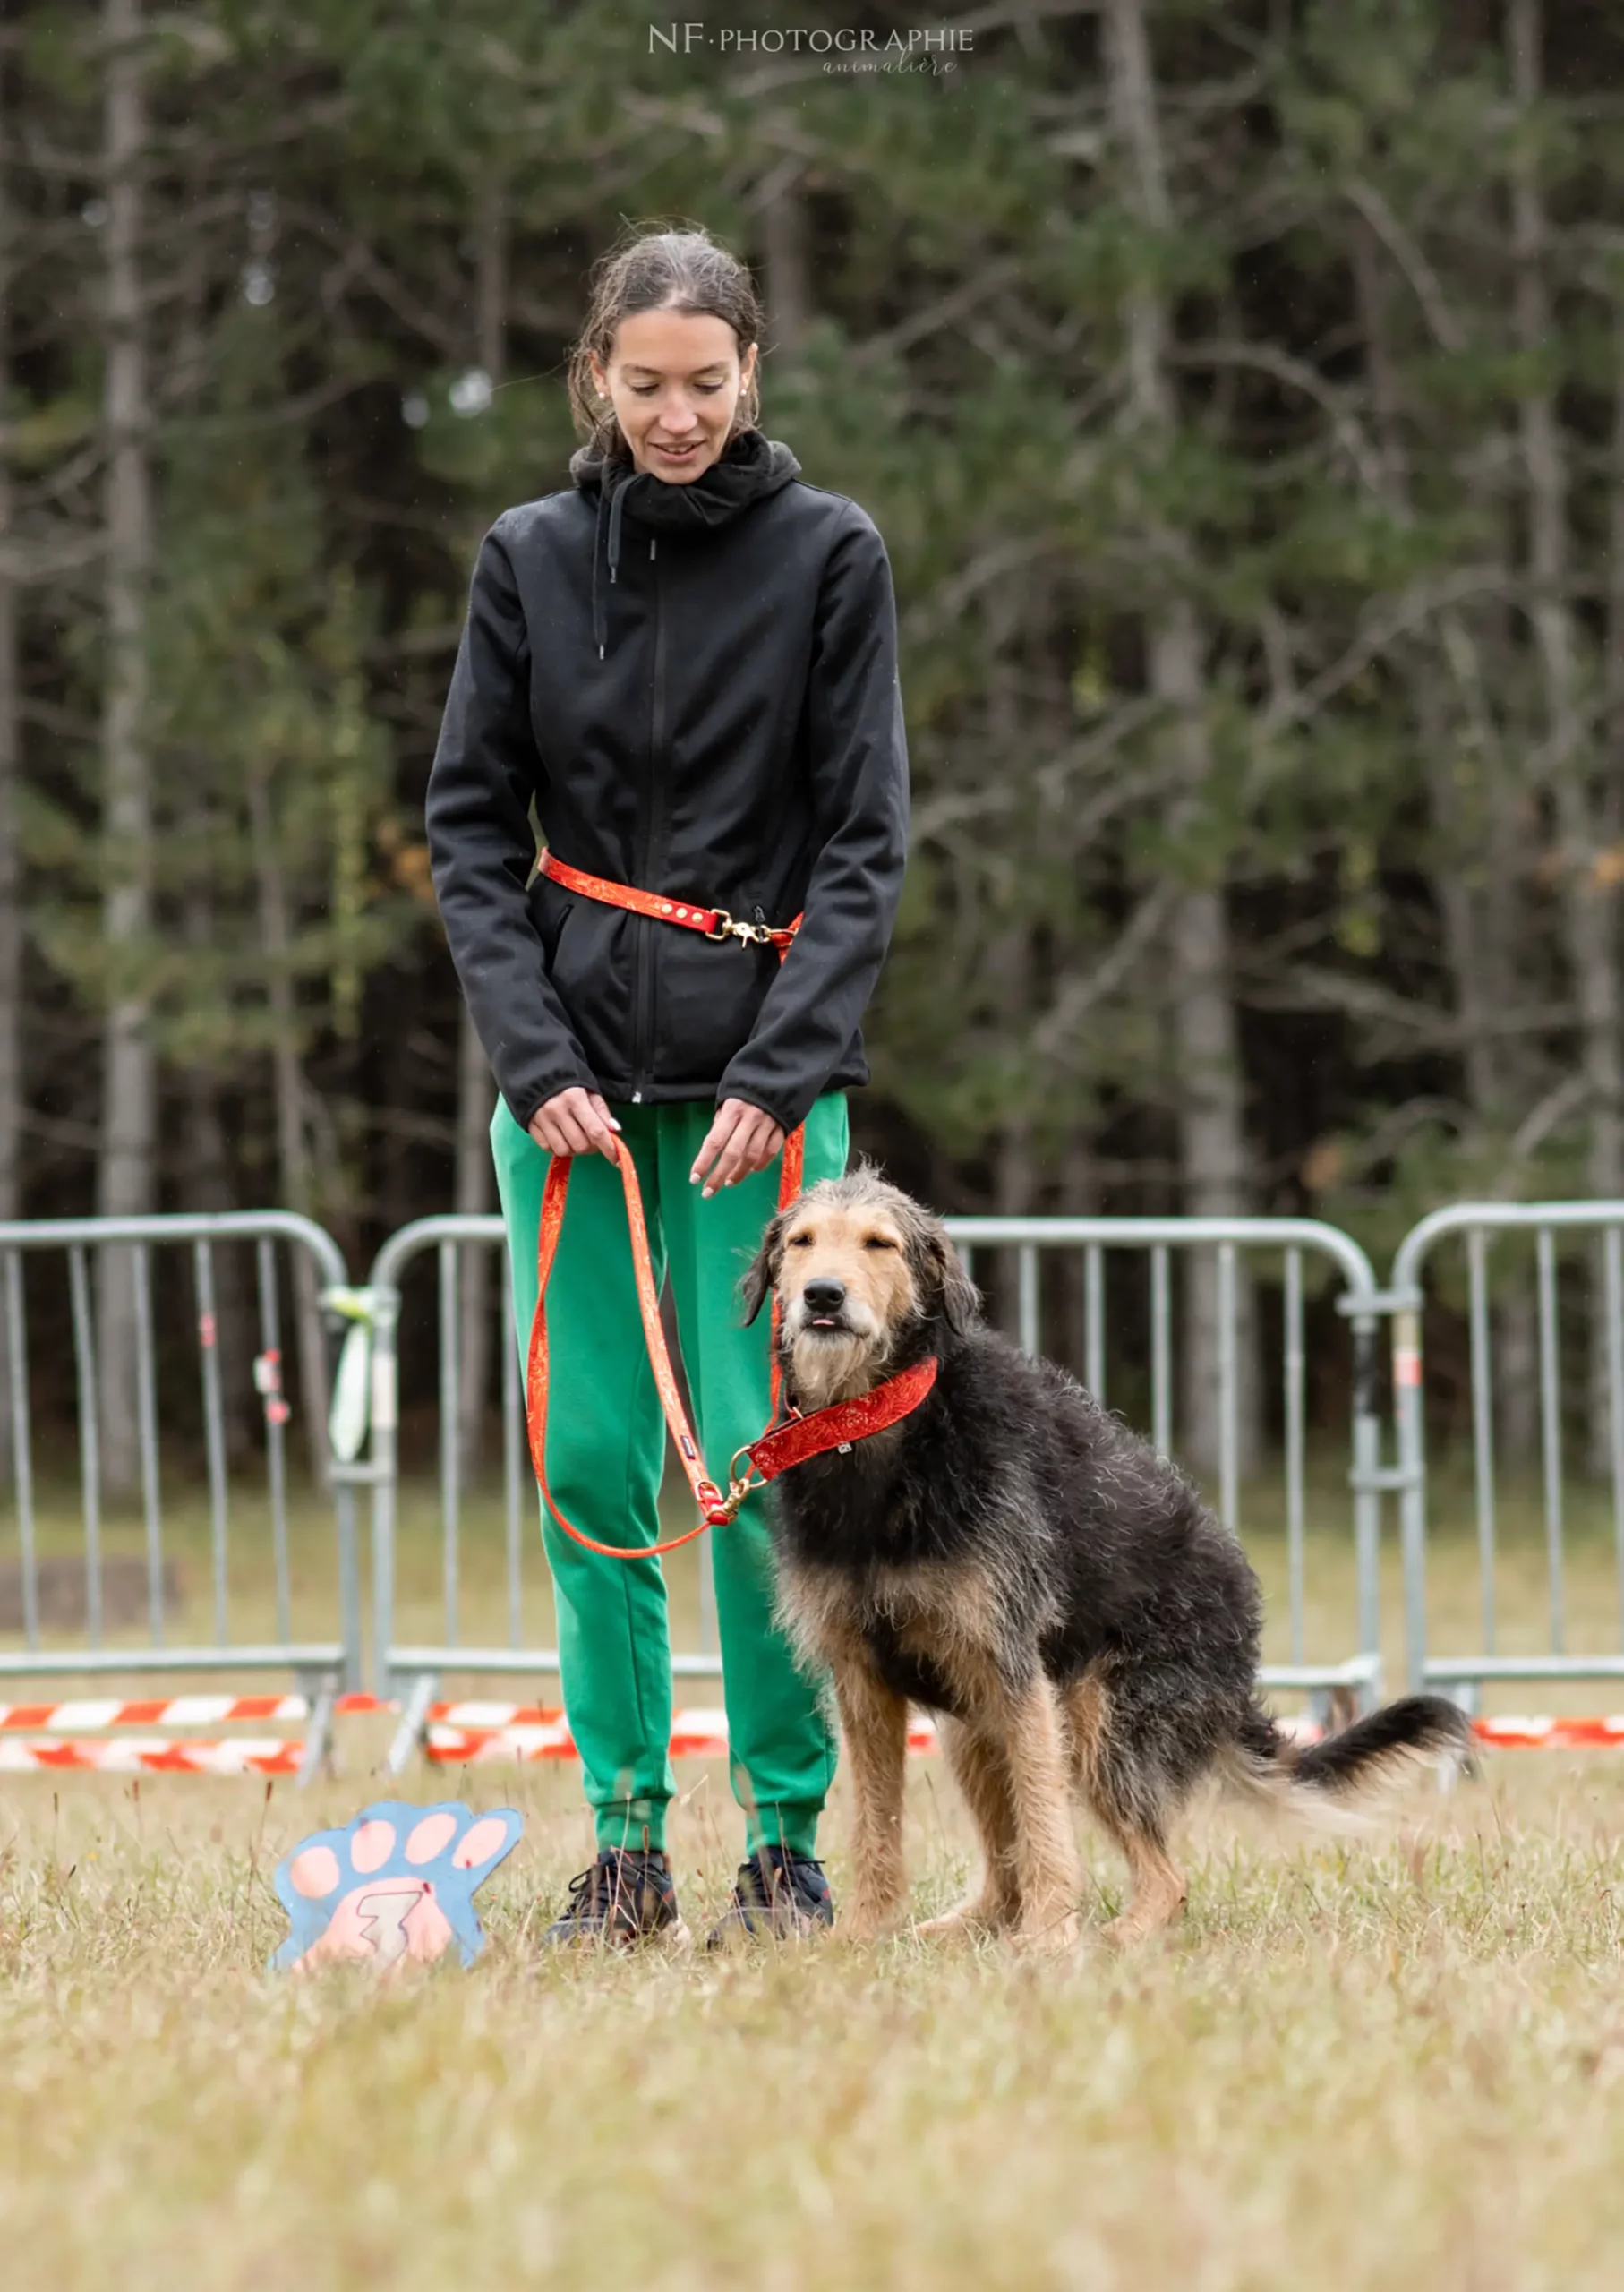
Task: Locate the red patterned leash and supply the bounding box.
[538,851,801,954]
[526,1134,937,1560]
[523,857,936,1559]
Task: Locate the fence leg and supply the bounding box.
[1348,1313,1383,1668]
[1393,1304,1428,1695]
[369,1291,400,1700]
[1435,1680,1481,1792]
[295,1672,338,1790]
[386,1672,438,1775]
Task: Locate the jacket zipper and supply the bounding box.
[631,533,665,1101]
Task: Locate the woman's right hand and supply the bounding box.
[527,1088,622,1161]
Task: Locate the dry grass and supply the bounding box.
[7,1465,1624,2288]
[5,1752,1624,2290]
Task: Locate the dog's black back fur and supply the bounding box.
[750,1179,1468,1861]
[774,1310,1275,1802]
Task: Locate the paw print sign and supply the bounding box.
[270,1800,522,1973]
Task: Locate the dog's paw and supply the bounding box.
[834,1902,906,1946]
[271,1800,522,1973]
[1011,1907,1083,1955]
[915,1894,1015,1941]
[1096,1905,1183,1952]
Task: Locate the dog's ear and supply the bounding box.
[739,1206,790,1327]
[911,1218,980,1336]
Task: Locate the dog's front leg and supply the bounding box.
[832,1661,909,1940]
[916,1717,1021,1937]
[1001,1673,1084,1953]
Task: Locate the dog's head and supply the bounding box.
[740,1165,980,1407]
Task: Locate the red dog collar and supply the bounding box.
[741,1357,939,1485]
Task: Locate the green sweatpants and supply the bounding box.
[491,1092,849,1860]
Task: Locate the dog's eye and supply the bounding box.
[785,1233,815,1249]
[863,1236,899,1252]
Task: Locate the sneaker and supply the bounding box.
[705,1844,835,1947]
[541,1848,690,1950]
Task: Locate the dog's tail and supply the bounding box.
[1223,1694,1472,1831]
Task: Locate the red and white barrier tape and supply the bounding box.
[426,1708,944,1765]
[1264,1713,1624,1751]
[0,1692,390,1733]
[1473,1715,1624,1749]
[0,1736,305,1775]
[5,1700,1624,1776]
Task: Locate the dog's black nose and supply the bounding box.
[803,1279,846,1316]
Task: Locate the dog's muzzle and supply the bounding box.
[786,1279,881,1347]
[800,1277,848,1331]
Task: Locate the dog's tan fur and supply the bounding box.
[772,1186,930,1408]
[749,1169,1472,1952]
[768,1186,1141,1948]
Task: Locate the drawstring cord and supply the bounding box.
[593,466,635,662]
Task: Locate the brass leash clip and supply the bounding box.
[705,909,776,948]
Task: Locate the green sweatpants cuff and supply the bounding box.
[743,1800,822,1861]
[594,1798,670,1856]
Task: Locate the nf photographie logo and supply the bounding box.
[650,22,972,73]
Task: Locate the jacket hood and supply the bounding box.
[569,427,802,658]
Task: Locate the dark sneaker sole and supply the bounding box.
[705,1910,831,1950]
[543,1914,693,1954]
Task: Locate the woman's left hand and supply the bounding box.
[690,1099,786,1199]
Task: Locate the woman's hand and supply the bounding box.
[527,1088,622,1161]
[690,1099,786,1199]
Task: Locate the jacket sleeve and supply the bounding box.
[425,520,598,1130]
[718,507,910,1134]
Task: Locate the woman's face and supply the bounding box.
[590,307,757,483]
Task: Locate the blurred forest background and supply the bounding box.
[4,0,1624,1476]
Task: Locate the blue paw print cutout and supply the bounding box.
[270,1800,523,1973]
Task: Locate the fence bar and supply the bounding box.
[1536,1227,1565,1655]
[439,1242,460,1648]
[4,1253,38,1648]
[371,1209,1387,1728]
[1466,1227,1496,1655]
[1348,1311,1382,1668]
[1218,1244,1238,1535]
[1608,1227,1624,1654]
[194,1243,231,1647]
[1284,1248,1305,1666]
[257,1240,292,1648]
[132,1244,164,1647]
[1083,1244,1105,1403]
[68,1245,101,1650]
[1017,1245,1039,1358]
[369,1287,400,1697]
[501,1280,523,1651]
[0,1210,352,1707]
[1150,1246,1171,1456]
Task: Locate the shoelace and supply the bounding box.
[738,1852,825,1911]
[561,1852,667,1927]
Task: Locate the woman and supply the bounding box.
[426,227,910,1946]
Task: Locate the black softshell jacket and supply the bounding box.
[425,428,910,1137]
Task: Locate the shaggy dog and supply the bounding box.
[740,1167,1469,1950]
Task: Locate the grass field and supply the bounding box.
[5,1751,1624,2288]
[6,1463,1624,2288]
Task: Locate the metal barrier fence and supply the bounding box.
[0,1213,363,1778]
[1392,1203,1624,1698]
[23,1196,1624,1769]
[356,1211,1389,1768]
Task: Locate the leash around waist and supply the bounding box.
[538,850,802,954]
[524,857,936,1560]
